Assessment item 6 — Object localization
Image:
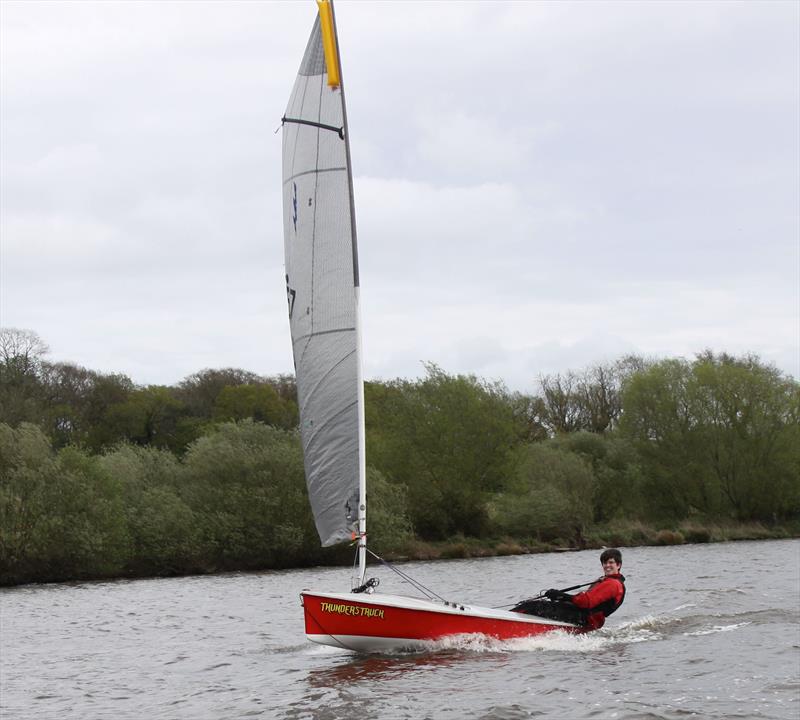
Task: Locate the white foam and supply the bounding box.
[415,617,671,654]
[615,614,663,630]
[302,617,668,656]
[684,622,752,636]
[305,643,351,656]
[606,616,666,644]
[411,630,612,654]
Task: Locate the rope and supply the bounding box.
[302,599,360,653]
[364,548,446,603]
[494,580,600,609]
[301,544,448,653]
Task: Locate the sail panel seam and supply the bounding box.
[303,398,358,456]
[297,348,357,438]
[292,326,355,345]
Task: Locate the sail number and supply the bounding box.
[285,274,296,318]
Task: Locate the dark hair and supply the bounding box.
[600,548,622,565]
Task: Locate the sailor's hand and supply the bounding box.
[544,589,560,600]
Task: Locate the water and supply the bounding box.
[2,540,798,719]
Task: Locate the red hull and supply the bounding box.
[301,590,582,652]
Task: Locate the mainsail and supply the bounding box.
[281,3,365,552]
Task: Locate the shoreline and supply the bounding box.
[385,520,797,563]
[2,522,796,589]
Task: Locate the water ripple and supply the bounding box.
[2,540,798,720]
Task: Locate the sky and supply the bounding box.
[1,0,798,393]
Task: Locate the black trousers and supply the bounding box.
[510,599,588,626]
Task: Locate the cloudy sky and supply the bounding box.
[1,0,798,392]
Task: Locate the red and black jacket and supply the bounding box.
[571,573,626,629]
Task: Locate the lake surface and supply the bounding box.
[2,539,799,719]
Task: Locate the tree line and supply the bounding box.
[1,328,798,585]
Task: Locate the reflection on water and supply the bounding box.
[306,648,509,686]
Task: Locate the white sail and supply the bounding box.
[281,5,365,552]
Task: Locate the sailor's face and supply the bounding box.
[602,558,620,576]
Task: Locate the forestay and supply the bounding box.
[281,11,363,548]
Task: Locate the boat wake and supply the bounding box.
[409,623,655,655]
[411,611,705,654]
[299,607,766,657]
[300,594,789,659]
[683,621,752,636]
[604,606,782,642]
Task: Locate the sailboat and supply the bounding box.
[281,1,584,653]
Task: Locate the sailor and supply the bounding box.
[545,548,626,629]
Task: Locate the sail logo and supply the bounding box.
[292,182,298,232]
[320,602,385,619]
[286,274,296,317]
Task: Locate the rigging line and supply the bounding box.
[302,601,359,653]
[366,548,446,603]
[371,560,437,601]
[282,115,345,139]
[493,580,600,608]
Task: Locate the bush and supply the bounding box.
[492,443,594,545]
[655,529,685,545]
[0,424,130,584]
[441,542,469,559]
[365,468,413,552]
[180,420,315,569]
[679,523,711,543]
[495,541,524,556]
[98,444,200,575]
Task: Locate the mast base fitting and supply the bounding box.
[352,577,380,594]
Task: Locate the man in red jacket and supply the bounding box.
[545,548,626,629]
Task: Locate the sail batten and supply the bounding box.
[283,167,348,186]
[281,4,363,550]
[282,116,345,138]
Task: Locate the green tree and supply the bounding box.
[620,352,800,522]
[492,443,594,544]
[691,352,800,521]
[551,431,645,523]
[0,423,54,580]
[178,369,298,432]
[364,467,413,551]
[537,358,646,435]
[83,372,137,451]
[506,392,549,443]
[367,365,519,539]
[538,371,584,434]
[99,444,199,574]
[0,328,49,380]
[176,368,263,418]
[100,386,186,451]
[0,328,49,427]
[180,420,315,568]
[0,424,129,584]
[620,357,719,519]
[39,362,99,448]
[213,384,284,425]
[52,445,131,576]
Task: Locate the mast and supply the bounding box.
[319,0,367,588]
